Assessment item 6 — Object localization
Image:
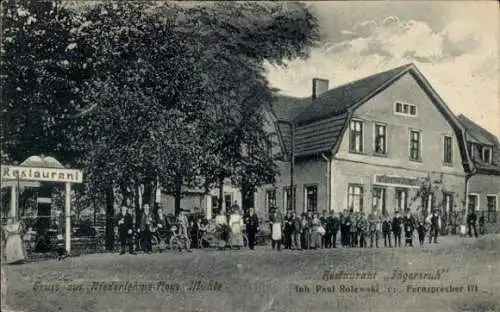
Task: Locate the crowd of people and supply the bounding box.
[265,207,486,251]
[0,201,489,262]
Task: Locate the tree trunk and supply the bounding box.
[174,175,182,216]
[218,177,224,213]
[104,184,115,251]
[134,183,141,227]
[241,184,254,214]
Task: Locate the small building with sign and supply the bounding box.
[457,114,500,233]
[254,63,473,219]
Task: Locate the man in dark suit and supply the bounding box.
[329,210,340,248]
[245,208,259,250]
[392,211,403,247]
[467,209,478,238]
[117,205,135,255]
[429,210,441,243]
[339,210,346,247]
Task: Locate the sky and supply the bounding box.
[265,1,500,137]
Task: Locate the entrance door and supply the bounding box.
[242,192,254,214]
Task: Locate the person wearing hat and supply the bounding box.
[403,210,415,247]
[382,215,392,247]
[429,209,441,244]
[392,211,403,247]
[117,205,136,255]
[368,210,381,248]
[140,204,154,253]
[357,212,368,248]
[245,208,260,250]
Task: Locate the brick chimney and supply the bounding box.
[312,78,329,99]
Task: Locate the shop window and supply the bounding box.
[372,187,386,216]
[348,184,363,212]
[304,185,318,212]
[487,195,497,223]
[266,189,276,213]
[395,188,408,212]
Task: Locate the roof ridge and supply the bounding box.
[316,63,414,98]
[294,63,414,124]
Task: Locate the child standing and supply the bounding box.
[417,221,426,247]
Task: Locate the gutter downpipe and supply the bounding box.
[464,166,478,213]
[321,153,331,212]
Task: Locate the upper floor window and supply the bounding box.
[374,123,387,155]
[482,146,492,164]
[395,101,417,117]
[409,130,421,161]
[349,119,363,153]
[443,136,453,164]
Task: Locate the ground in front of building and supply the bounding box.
[3,235,500,312]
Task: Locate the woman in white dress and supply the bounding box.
[271,208,283,251]
[3,219,27,264]
[229,209,244,249]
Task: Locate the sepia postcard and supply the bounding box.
[1,1,499,312]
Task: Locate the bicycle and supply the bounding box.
[168,225,191,251]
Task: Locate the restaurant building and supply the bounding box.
[161,64,475,221]
[253,63,473,219]
[457,114,500,233]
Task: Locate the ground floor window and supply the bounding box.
[395,188,408,212]
[372,187,386,216]
[283,186,296,212]
[443,192,454,225]
[224,194,232,212]
[468,194,479,211]
[487,195,497,223]
[421,194,432,217]
[304,185,318,213]
[347,184,363,212]
[211,196,220,215]
[266,189,276,214]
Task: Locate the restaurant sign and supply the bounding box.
[2,165,83,183]
[373,174,421,188]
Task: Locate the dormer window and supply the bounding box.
[395,101,417,117]
[482,146,492,164]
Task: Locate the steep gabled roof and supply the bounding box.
[294,64,413,125]
[289,64,473,174]
[270,95,311,121]
[457,114,500,175]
